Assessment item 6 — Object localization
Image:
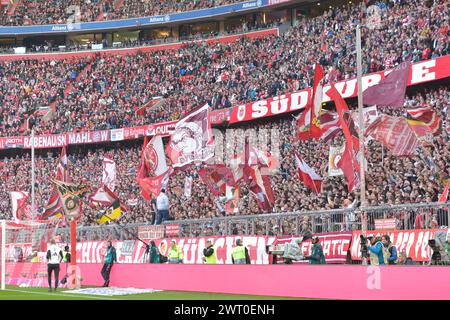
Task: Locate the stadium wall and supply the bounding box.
[75,263,450,300]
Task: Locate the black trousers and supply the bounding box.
[101,263,113,283]
[47,264,60,289]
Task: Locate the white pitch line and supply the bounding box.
[4,289,119,300]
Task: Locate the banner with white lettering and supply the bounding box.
[350,229,448,261]
[229,55,450,123]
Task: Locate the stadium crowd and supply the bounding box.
[0,0,242,26]
[0,84,448,231]
[0,0,448,137]
[0,0,448,236]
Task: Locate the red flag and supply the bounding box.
[137,169,170,200]
[310,63,324,138]
[135,97,164,117]
[439,181,450,203]
[363,60,410,108]
[320,110,341,143]
[406,107,442,142]
[138,136,149,179]
[294,151,323,193]
[336,142,360,193]
[365,115,420,156]
[297,64,324,140]
[328,85,360,171]
[198,165,235,196]
[43,147,69,219]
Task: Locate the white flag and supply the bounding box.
[102,157,117,191]
[184,176,193,198]
[144,135,168,176]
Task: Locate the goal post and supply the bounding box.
[0,220,66,290]
[1,220,6,291]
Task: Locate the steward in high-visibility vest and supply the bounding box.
[231,239,248,264]
[62,246,71,263]
[203,240,217,264]
[30,251,39,263]
[167,241,183,264]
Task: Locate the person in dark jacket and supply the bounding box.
[304,236,326,264]
[101,241,117,287]
[148,241,161,264]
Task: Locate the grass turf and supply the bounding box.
[0,285,303,300]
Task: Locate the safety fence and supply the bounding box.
[45,202,449,242]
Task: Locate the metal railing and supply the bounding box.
[5,202,449,243]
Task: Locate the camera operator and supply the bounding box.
[381,235,398,265]
[304,236,325,264]
[368,236,386,265]
[148,241,161,264]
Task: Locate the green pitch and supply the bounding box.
[0,286,303,300]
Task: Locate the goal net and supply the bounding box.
[0,220,68,290]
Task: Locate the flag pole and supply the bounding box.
[356,25,368,240]
[31,128,36,220]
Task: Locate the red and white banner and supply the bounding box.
[365,115,420,156]
[374,219,397,230]
[229,55,450,123]
[165,224,180,237]
[350,229,448,262]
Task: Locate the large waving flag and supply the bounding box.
[166,103,214,168]
[242,138,275,212]
[97,199,123,225]
[327,85,361,192]
[363,60,411,108]
[42,147,69,219]
[89,185,128,212]
[198,164,235,196]
[294,151,323,193]
[51,179,91,219]
[365,115,420,156]
[297,64,324,140]
[137,135,171,201]
[10,191,30,222]
[137,169,171,200]
[143,135,168,176]
[406,107,442,144]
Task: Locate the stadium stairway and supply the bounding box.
[50,59,94,114]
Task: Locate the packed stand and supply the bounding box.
[0,0,242,26]
[2,0,448,137]
[0,84,448,231]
